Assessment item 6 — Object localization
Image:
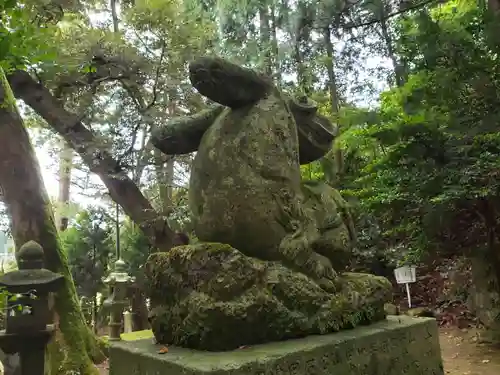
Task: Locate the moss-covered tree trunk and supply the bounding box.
[467,199,500,344]
[467,251,500,343]
[0,68,104,374]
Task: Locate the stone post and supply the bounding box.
[0,241,64,375]
[123,311,132,333]
[104,259,134,341]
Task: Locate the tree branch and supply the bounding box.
[343,0,441,30]
[144,40,167,111]
[7,70,175,251]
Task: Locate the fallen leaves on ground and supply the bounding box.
[157,346,169,354]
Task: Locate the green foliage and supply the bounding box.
[3,0,498,288]
[300,161,324,182]
[341,1,500,262]
[0,285,7,329]
[167,187,194,234]
[60,207,114,298]
[119,219,152,280]
[0,0,58,71]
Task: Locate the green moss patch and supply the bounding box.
[145,243,392,351]
[101,330,154,342]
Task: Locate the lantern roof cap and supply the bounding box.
[104,258,134,284]
[0,241,64,293]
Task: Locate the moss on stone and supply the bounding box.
[146,57,391,353]
[102,330,154,342]
[405,307,435,317]
[301,180,355,271]
[384,303,400,315]
[185,85,343,291]
[109,316,445,375]
[145,243,392,351]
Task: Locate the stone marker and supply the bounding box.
[109,316,444,375]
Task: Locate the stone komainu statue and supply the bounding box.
[147,56,392,351]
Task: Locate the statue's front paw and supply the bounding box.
[317,277,338,293]
[308,252,338,292]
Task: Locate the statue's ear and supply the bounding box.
[289,96,319,115]
[189,56,273,108]
[289,97,338,164]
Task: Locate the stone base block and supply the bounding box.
[109,316,444,375]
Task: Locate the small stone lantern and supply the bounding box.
[104,258,134,340]
[0,241,64,375]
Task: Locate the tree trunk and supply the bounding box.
[8,70,175,251]
[258,1,273,76]
[468,250,500,343]
[467,199,500,343]
[156,94,177,215]
[110,0,119,33]
[270,2,281,84]
[478,199,500,290]
[92,294,98,334]
[154,152,174,215]
[129,286,150,331]
[133,127,150,185]
[57,141,73,231]
[322,25,344,179]
[163,158,175,207]
[294,2,313,94]
[0,69,104,374]
[378,9,406,87]
[293,41,309,95]
[488,0,500,13]
[323,26,340,114]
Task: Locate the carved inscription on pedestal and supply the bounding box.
[213,321,442,375]
[304,358,318,375]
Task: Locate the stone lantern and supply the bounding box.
[0,241,64,375]
[104,258,134,340]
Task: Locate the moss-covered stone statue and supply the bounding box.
[147,56,392,351]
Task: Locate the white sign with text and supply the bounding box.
[394,265,417,308]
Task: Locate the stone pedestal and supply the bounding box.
[109,316,444,375]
